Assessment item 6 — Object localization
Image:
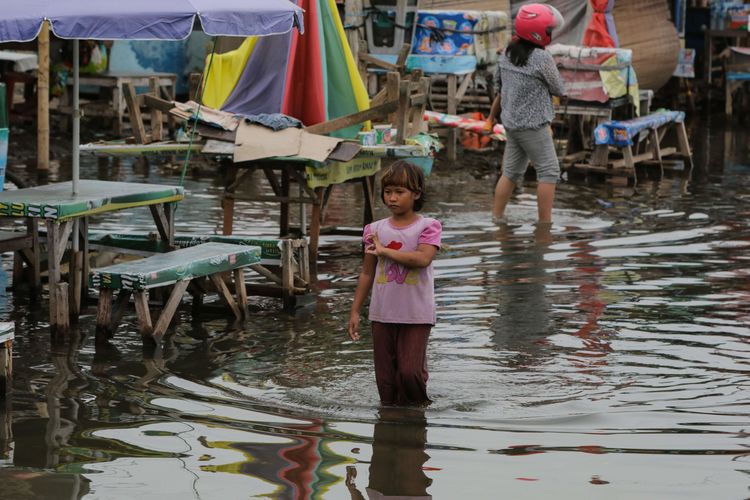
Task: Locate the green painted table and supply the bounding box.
[0,180,184,333]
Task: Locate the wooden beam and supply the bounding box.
[304,100,399,136]
[233,269,248,315]
[122,82,150,144]
[149,205,170,243]
[110,290,132,334]
[209,274,242,320]
[358,52,399,72]
[133,291,153,336]
[152,280,190,338]
[142,94,174,113]
[37,20,50,172]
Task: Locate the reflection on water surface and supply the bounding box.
[1,120,749,498]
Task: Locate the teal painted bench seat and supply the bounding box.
[90,242,261,339]
[88,231,311,309]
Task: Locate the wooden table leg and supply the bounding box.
[280,166,290,236]
[46,220,73,334]
[446,74,458,162]
[308,187,324,283]
[222,163,238,236]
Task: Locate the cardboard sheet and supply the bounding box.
[233,122,345,163]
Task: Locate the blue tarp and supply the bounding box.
[0,0,303,42]
[594,111,685,147]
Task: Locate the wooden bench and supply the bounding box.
[583,110,692,183]
[87,232,310,309]
[0,223,40,289]
[0,323,13,397]
[90,242,261,339]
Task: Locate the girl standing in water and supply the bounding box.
[348,161,442,406]
[486,3,566,224]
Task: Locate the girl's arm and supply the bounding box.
[368,235,438,269]
[348,253,378,340]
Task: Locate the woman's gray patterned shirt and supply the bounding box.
[493,48,565,131]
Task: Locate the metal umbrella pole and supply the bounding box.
[72,39,80,196]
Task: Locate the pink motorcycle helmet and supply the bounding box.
[515,3,565,47]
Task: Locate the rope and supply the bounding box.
[178,36,219,187]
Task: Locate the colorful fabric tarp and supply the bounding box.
[0,0,303,42]
[205,0,369,139]
[593,110,685,147]
[423,110,506,142]
[90,242,261,291]
[549,44,639,114]
[582,0,618,48]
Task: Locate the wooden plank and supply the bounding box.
[149,78,163,141]
[122,82,150,144]
[234,268,248,315]
[152,279,190,338]
[53,283,70,334]
[262,166,283,196]
[111,290,132,333]
[95,289,113,333]
[54,221,74,267]
[133,291,153,336]
[142,94,174,113]
[250,264,283,285]
[676,122,692,162]
[455,73,473,103]
[304,100,399,136]
[209,274,242,320]
[69,250,83,317]
[79,217,89,305]
[370,87,388,107]
[149,205,170,243]
[396,43,411,69]
[358,52,399,71]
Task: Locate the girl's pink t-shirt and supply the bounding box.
[363,215,442,325]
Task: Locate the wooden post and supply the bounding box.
[37,20,50,172]
[362,175,375,224]
[133,291,153,337]
[234,269,248,316]
[446,74,458,161]
[46,220,73,334]
[281,240,295,310]
[95,289,113,335]
[280,166,290,236]
[222,163,238,236]
[149,77,163,141]
[386,72,400,126]
[0,326,13,397]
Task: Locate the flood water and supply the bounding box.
[1,116,749,499]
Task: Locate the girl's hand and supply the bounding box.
[365,233,384,256]
[484,118,495,132]
[348,312,361,341]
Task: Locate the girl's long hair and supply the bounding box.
[506,37,539,67]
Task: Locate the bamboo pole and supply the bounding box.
[37,21,50,172]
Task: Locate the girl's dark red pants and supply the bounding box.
[371,322,431,406]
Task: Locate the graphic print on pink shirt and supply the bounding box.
[379,240,419,285]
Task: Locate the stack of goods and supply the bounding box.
[411,10,509,65]
[549,44,640,113]
[710,0,750,29]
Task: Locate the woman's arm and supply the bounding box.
[348,253,378,340]
[540,51,566,97]
[485,94,502,131]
